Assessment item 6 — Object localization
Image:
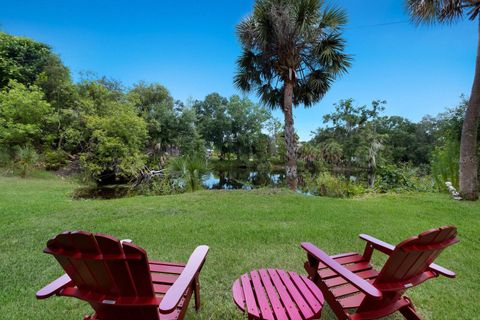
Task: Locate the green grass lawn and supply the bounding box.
[0,175,478,319]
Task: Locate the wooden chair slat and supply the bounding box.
[149,264,184,274]
[318,252,359,269]
[338,293,365,309]
[319,261,372,279]
[153,283,172,295]
[402,227,457,280]
[331,284,360,298]
[95,234,136,296]
[122,242,155,297]
[71,232,117,295]
[324,269,378,288]
[151,273,179,284]
[303,226,458,319]
[149,260,186,267]
[37,231,208,320]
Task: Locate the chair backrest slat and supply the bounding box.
[94,234,135,296]
[357,226,458,314]
[376,226,457,284]
[123,242,155,297]
[45,231,154,299]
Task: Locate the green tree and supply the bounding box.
[0,80,53,148]
[314,99,386,167]
[0,32,52,88]
[128,82,176,160]
[35,55,79,150]
[226,95,271,161]
[193,93,230,159]
[235,0,351,189]
[173,103,206,157]
[76,80,148,182]
[407,0,480,199]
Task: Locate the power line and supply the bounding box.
[346,20,410,30]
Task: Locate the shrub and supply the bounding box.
[431,140,459,190]
[134,175,182,196]
[0,147,14,175]
[309,172,366,198]
[376,164,435,193]
[168,155,209,192]
[14,145,39,177]
[43,149,69,170]
[0,147,12,167]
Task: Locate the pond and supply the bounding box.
[73,167,365,200]
[202,168,286,190]
[73,168,287,200]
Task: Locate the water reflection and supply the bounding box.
[202,169,286,190]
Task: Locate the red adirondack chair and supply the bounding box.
[36,231,209,320]
[302,226,458,320]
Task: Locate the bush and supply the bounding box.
[0,147,14,175]
[43,149,69,170]
[431,140,459,190]
[14,145,39,177]
[168,155,209,192]
[309,172,366,198]
[0,147,12,167]
[134,175,182,196]
[376,164,435,193]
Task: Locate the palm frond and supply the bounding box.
[234,0,351,109]
[406,0,478,24]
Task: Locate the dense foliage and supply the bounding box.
[0,30,477,197]
[0,32,274,184]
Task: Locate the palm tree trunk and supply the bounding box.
[283,81,297,190]
[459,18,480,201]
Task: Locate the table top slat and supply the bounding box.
[267,269,303,320]
[241,273,260,318]
[232,279,246,310]
[259,269,289,320]
[251,270,275,320]
[232,269,324,320]
[288,272,323,312]
[277,270,314,319]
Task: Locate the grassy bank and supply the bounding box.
[0,174,478,319]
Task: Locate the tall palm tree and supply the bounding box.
[407,0,480,200]
[235,0,351,190]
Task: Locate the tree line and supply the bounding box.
[0,32,276,183]
[235,0,480,199]
[0,11,477,196]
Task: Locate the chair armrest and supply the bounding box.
[429,263,456,278]
[301,242,382,299]
[36,274,73,299]
[159,245,209,314]
[359,234,395,255]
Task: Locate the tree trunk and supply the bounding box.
[459,18,480,201]
[283,81,297,190]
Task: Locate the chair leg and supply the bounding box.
[193,275,201,311]
[399,299,422,320]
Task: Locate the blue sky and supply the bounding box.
[1,0,476,140]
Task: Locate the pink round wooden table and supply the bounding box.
[232,269,324,320]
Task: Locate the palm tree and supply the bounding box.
[235,0,351,190]
[407,0,480,200]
